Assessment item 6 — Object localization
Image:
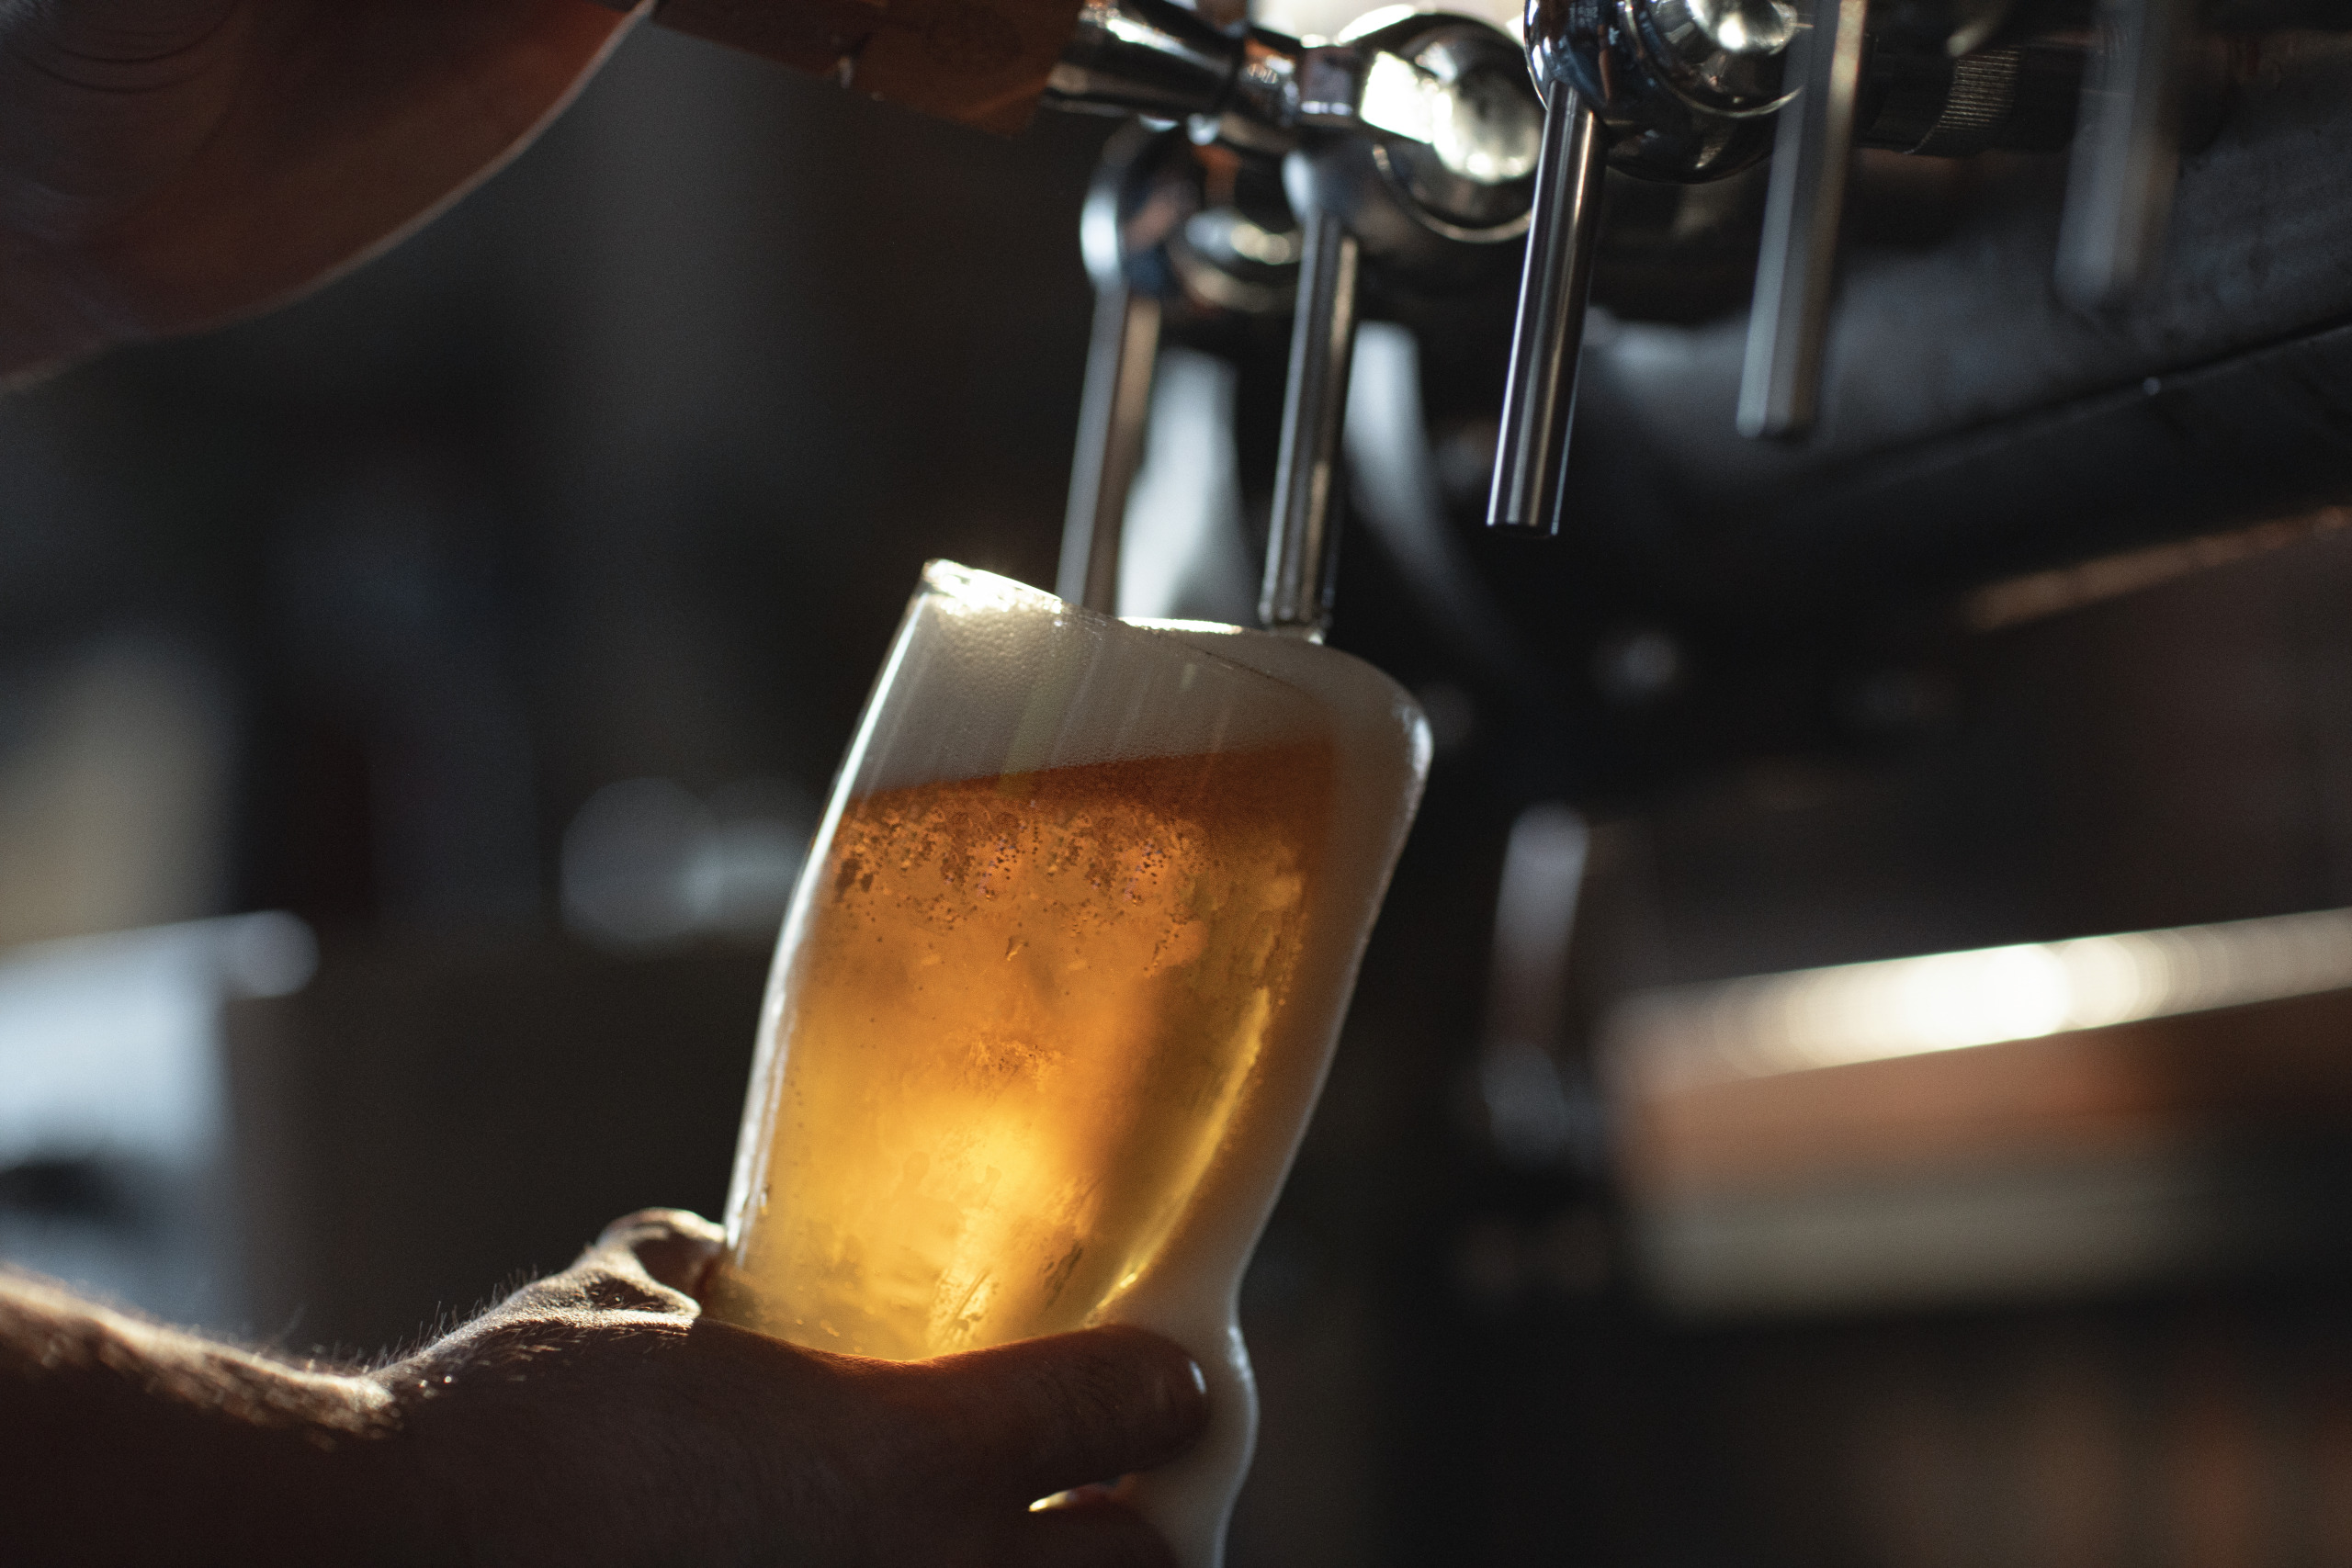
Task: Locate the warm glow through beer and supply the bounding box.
[707,742,1333,1359]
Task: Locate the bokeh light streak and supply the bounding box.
[1609,907,2352,1095]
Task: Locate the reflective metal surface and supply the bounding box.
[1527,0,1787,180]
[1057,126,1302,615]
[1548,37,2352,611]
[1634,0,1802,111]
[1737,0,1869,439]
[2057,0,2194,307]
[1487,91,1608,535]
[1355,24,1545,227]
[1287,12,1543,295]
[1261,208,1363,638]
[1043,0,1251,120]
[1058,288,1160,613]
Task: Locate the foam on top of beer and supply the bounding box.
[848,562,1426,796]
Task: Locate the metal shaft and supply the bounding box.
[1737,0,1868,440]
[1043,0,1245,120]
[1057,285,1162,614]
[1486,91,1606,536]
[1261,209,1361,639]
[2055,0,2190,309]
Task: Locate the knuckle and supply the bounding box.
[596,1206,711,1247]
[594,1210,725,1297]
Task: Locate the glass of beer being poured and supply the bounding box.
[704,561,1430,1567]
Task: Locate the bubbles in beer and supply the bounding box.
[707,741,1335,1359]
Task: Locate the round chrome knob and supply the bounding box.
[1526,0,1792,180]
[1288,11,1546,290]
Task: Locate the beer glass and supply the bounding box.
[705,561,1430,1567]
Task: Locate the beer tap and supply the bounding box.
[1060,134,1178,615]
[1736,0,1867,438]
[1038,0,2089,569]
[1742,0,2045,436]
[1489,0,1793,533]
[1042,0,1549,636]
[2055,0,2192,308]
[2056,0,2352,308]
[1484,91,1606,538]
[1058,284,1159,615]
[1043,0,1303,143]
[1260,201,1361,637]
[1058,126,1304,614]
[1486,0,2101,511]
[1260,11,1545,637]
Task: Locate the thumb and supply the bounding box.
[910,1325,1210,1505]
[592,1208,726,1299]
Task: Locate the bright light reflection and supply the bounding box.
[1609,907,2352,1094]
[1357,53,1541,185]
[1358,52,1442,147]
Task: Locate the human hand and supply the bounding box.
[0,0,635,382]
[376,1210,1209,1567]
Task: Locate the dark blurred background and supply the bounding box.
[7,16,2352,1567]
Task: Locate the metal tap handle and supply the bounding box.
[1485,88,1607,536]
[1260,206,1362,639]
[2055,0,2192,309]
[1057,285,1162,614]
[1736,0,1869,440]
[1044,0,1247,120]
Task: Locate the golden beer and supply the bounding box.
[706,741,1333,1358]
[705,562,1427,1567]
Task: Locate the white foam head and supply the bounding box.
[844,562,1362,795]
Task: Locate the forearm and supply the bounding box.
[0,1213,1210,1568]
[0,1271,424,1566]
